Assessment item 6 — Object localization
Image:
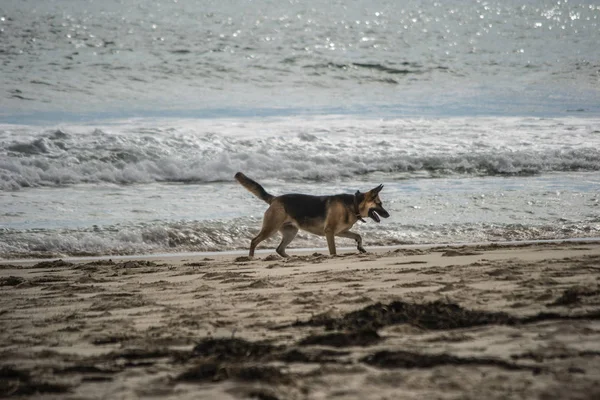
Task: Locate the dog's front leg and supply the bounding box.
[337,230,366,253]
[324,226,337,255]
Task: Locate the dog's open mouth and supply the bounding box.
[368,207,390,223]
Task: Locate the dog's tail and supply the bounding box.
[234,172,275,204]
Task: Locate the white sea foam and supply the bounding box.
[2,116,599,191]
[2,216,598,259]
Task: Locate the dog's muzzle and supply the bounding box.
[368,206,390,223]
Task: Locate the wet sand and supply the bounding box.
[1,242,600,399]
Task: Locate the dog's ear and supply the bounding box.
[365,184,383,200]
[372,184,384,195]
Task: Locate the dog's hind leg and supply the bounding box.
[337,230,366,253]
[276,224,298,258]
[324,226,337,256]
[249,203,286,257]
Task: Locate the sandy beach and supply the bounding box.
[1,241,600,399]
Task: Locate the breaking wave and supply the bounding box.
[2,116,600,190]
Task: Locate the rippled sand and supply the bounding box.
[2,241,600,399]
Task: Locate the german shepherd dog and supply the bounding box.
[235,172,390,257]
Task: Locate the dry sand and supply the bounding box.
[1,241,600,399]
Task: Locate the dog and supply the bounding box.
[235,172,390,257]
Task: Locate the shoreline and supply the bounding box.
[2,236,600,265]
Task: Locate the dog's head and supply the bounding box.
[359,184,390,223]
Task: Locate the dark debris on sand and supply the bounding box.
[298,329,382,347]
[177,337,295,386]
[292,300,600,332]
[0,276,25,286]
[361,350,542,373]
[244,389,281,400]
[176,361,292,385]
[177,330,544,386]
[511,349,600,363]
[280,348,351,364]
[293,300,518,331]
[547,286,600,307]
[0,365,72,397]
[191,337,279,362]
[32,259,74,269]
[191,337,353,365]
[441,249,483,257]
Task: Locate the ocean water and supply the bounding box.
[1,0,599,259]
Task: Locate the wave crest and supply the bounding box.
[2,117,600,190]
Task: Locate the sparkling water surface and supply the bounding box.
[1,0,599,120]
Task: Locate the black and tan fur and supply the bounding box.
[235,172,390,257]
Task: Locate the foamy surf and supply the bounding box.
[2,116,599,191]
